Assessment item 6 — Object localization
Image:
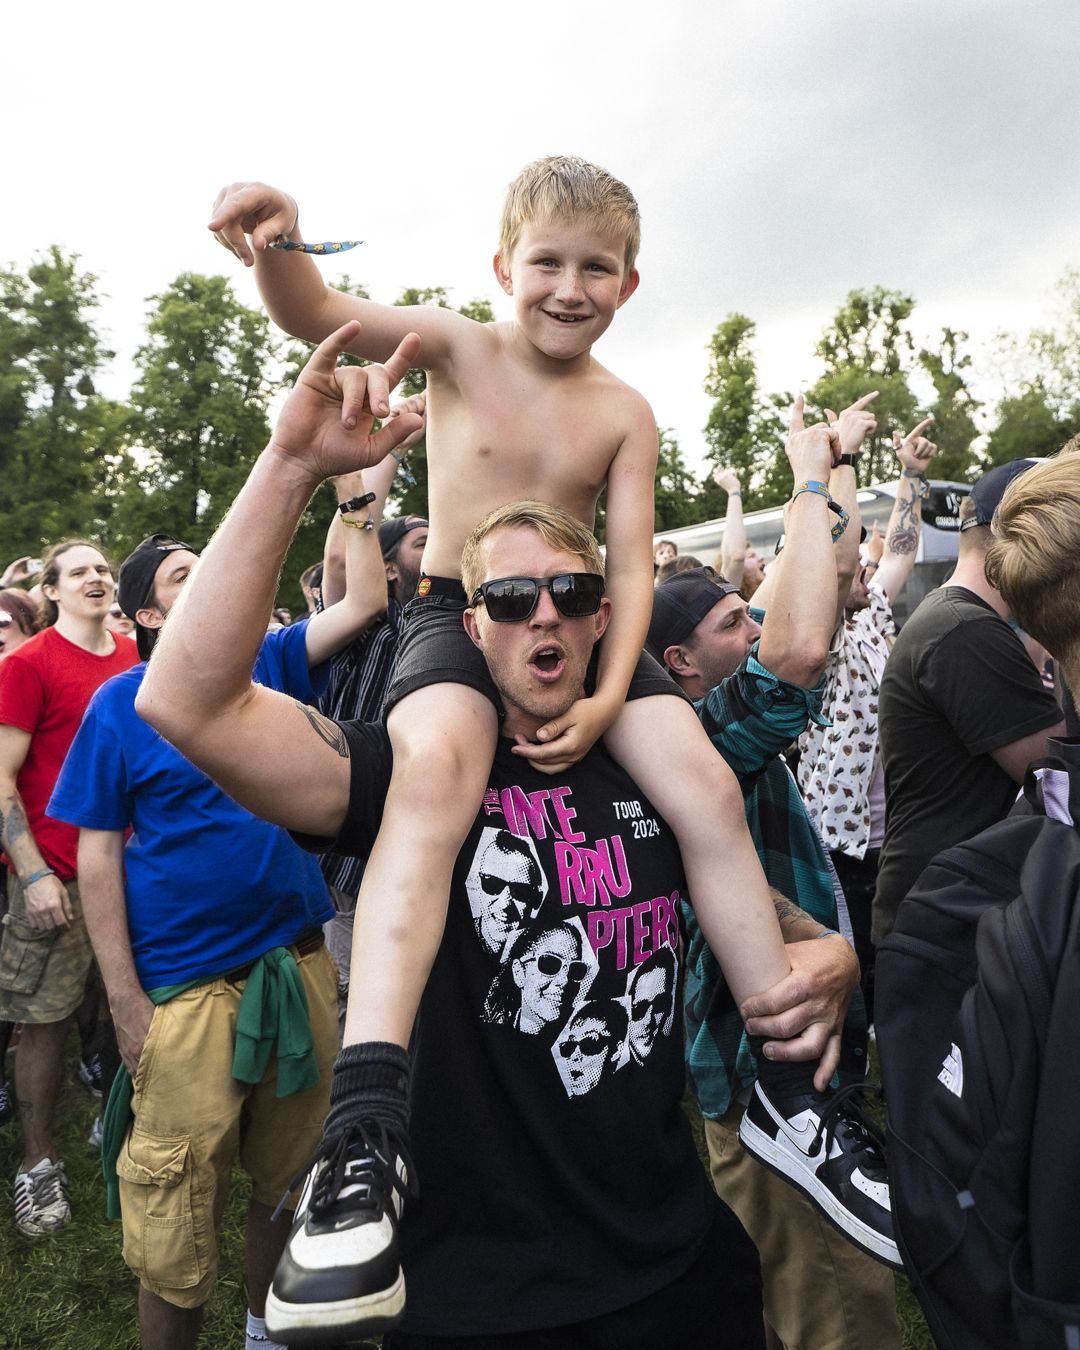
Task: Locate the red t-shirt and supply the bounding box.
[0,626,139,879]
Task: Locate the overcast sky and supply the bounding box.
[7,0,1079,474]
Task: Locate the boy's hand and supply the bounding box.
[510,694,613,775]
[824,391,878,461]
[893,416,936,473]
[866,520,885,564]
[210,182,299,266]
[269,322,424,484]
[785,394,836,484]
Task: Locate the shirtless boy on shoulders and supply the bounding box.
[208,158,867,1343]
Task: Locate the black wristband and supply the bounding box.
[338,493,377,516]
[836,453,861,468]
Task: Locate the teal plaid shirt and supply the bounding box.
[683,643,865,1118]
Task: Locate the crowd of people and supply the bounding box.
[1,155,1076,1350]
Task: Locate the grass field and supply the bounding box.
[0,1034,934,1350]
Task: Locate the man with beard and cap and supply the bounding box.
[47,528,386,1350]
[873,458,1066,947]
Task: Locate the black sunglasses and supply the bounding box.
[470,573,604,623]
[559,1035,610,1058]
[631,992,669,1022]
[479,873,536,906]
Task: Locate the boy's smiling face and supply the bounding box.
[495,217,639,361]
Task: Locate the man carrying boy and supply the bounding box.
[139,327,860,1348]
[207,160,869,1333]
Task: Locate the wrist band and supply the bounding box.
[791,482,850,541]
[901,468,930,500]
[728,489,741,497]
[22,867,55,887]
[338,493,377,517]
[814,928,842,940]
[270,237,364,254]
[836,453,861,468]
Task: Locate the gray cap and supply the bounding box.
[959,459,1041,532]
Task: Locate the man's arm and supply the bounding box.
[320,393,425,609]
[137,323,423,839]
[209,182,466,376]
[715,467,748,588]
[874,418,937,601]
[0,725,72,929]
[740,888,858,1088]
[77,829,152,1076]
[991,724,1066,783]
[755,399,839,687]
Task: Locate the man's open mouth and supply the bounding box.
[528,645,566,681]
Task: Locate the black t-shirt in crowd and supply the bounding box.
[874,586,1062,943]
[333,723,716,1337]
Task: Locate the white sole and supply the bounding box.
[265,1269,405,1343]
[740,1110,902,1270]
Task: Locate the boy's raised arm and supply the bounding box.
[209,181,466,373]
[136,323,423,838]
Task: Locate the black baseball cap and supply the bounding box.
[647,567,742,665]
[117,533,194,660]
[959,459,1041,532]
[378,516,428,560]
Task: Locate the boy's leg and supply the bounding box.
[267,682,498,1346]
[605,693,899,1269]
[603,694,789,1006]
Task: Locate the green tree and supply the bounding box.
[985,270,1080,467]
[917,328,981,482]
[0,248,122,558]
[653,429,700,531]
[119,273,323,597]
[806,287,920,487]
[699,314,788,516]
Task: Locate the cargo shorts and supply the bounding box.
[0,873,92,1024]
[115,943,338,1309]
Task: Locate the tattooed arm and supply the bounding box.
[136,326,421,838]
[770,887,835,942]
[0,725,73,930]
[875,417,938,601]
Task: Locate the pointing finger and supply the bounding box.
[789,393,805,435]
[380,332,423,396]
[893,430,902,448]
[824,408,837,425]
[851,391,880,411]
[904,416,935,442]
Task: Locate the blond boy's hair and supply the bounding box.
[498,155,641,276]
[461,500,604,599]
[985,456,1080,666]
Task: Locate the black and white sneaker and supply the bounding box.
[265,1122,416,1346]
[76,1053,104,1098]
[739,1080,901,1270]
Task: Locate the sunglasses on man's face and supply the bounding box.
[631,992,669,1022]
[479,873,536,907]
[470,573,604,623]
[559,1035,610,1058]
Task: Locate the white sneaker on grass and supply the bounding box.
[14,1157,71,1238]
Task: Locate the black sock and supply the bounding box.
[750,1036,820,1099]
[325,1041,411,1139]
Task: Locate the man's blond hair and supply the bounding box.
[461,500,604,599]
[985,456,1080,666]
[498,155,641,276]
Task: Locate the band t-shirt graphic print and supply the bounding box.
[332,725,713,1337]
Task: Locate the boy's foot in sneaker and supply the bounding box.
[0,1081,13,1128]
[14,1158,72,1238]
[265,1122,415,1346]
[739,1080,901,1269]
[76,1052,104,1097]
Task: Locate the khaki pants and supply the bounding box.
[705,1100,902,1350]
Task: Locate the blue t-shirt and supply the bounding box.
[49,622,333,988]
